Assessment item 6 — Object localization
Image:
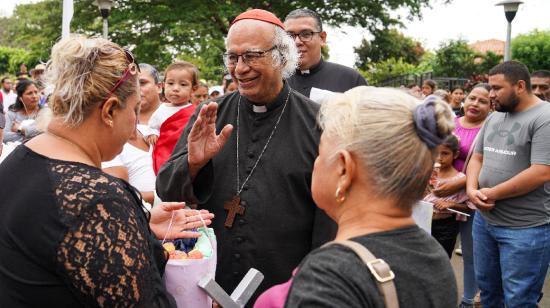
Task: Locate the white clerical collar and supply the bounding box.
[300,69,310,75]
[252,105,267,113]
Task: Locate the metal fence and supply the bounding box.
[378,72,469,91]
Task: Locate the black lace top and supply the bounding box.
[0,145,176,307]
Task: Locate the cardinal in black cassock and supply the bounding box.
[156,9,336,306]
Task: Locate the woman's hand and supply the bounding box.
[149,202,214,240]
[11,121,20,133]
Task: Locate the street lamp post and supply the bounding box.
[94,0,114,39]
[496,0,523,61]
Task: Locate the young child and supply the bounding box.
[146,61,198,145]
[423,134,472,258]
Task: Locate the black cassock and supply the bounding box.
[156,83,337,304]
[287,57,368,98]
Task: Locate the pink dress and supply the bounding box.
[453,117,481,172]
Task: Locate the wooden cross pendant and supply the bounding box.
[224,195,246,228]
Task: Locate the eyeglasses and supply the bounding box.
[286,30,321,42]
[223,46,277,67]
[101,49,140,106]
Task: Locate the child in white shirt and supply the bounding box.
[146,61,199,145]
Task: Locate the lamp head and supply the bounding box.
[496,0,523,22]
[94,0,113,18]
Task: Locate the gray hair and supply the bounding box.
[319,86,454,208]
[285,8,323,31]
[139,63,160,84]
[273,26,299,79]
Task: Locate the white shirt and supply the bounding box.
[2,90,17,113]
[147,103,192,136]
[102,143,156,192]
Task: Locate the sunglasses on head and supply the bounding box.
[101,49,140,107]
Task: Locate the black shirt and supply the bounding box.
[287,58,368,98]
[286,225,457,307]
[157,83,337,303]
[0,145,175,307]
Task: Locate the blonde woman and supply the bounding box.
[0,36,213,307]
[285,87,458,307]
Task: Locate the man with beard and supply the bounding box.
[284,9,366,101]
[531,70,550,101]
[466,61,550,307]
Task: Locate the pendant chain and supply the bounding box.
[236,90,290,195]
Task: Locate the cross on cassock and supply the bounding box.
[224,195,246,228]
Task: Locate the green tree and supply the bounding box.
[0,47,40,75]
[1,1,63,64]
[477,51,503,74]
[432,39,478,78]
[360,57,422,85]
[511,29,550,71]
[0,0,449,82]
[354,28,425,70]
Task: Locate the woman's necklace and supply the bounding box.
[47,131,97,166]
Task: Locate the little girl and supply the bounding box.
[146,61,198,145]
[424,134,473,258]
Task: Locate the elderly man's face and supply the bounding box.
[284,17,326,71]
[139,70,161,113]
[531,77,550,101]
[226,20,284,104]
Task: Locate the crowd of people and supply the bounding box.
[0,7,549,308]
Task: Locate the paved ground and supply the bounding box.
[450,251,550,307]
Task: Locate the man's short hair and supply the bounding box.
[285,8,323,31]
[489,61,532,93]
[531,70,550,79]
[139,63,160,84]
[1,77,10,84]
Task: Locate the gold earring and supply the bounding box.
[335,187,346,204]
[108,120,113,127]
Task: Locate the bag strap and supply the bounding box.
[324,240,400,308]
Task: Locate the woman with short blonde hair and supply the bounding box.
[0,36,213,306]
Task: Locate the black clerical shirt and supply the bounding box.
[156,83,337,304]
[287,58,368,98]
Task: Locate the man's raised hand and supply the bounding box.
[187,103,233,178]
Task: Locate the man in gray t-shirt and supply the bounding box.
[466,61,550,307]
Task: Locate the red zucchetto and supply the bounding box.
[231,9,285,30]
